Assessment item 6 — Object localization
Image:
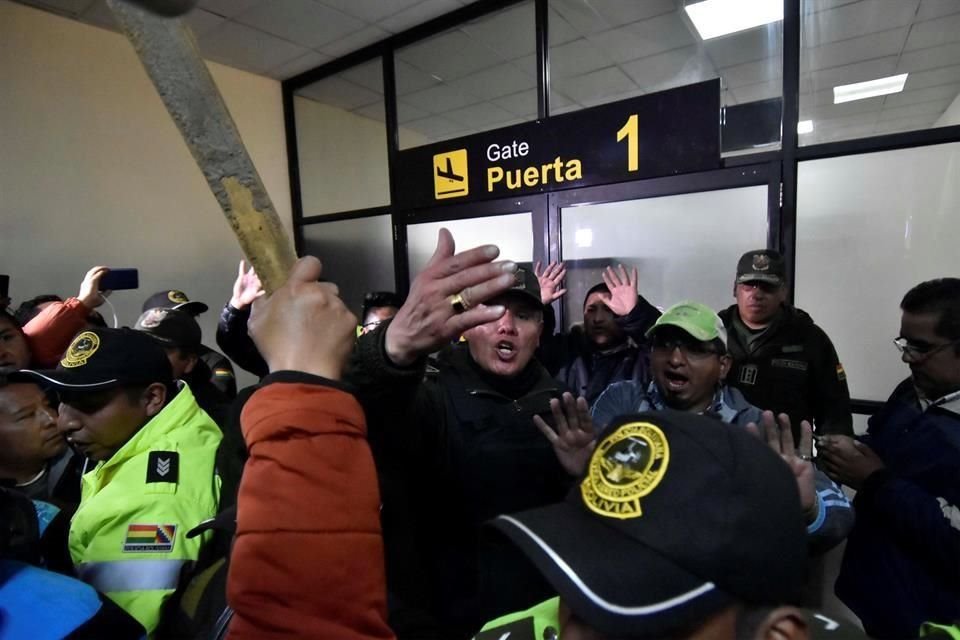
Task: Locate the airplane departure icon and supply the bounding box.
[433,149,469,199]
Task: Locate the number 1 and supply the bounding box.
[617,114,639,172]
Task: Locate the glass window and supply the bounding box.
[795,142,960,401]
[800,0,960,145]
[395,2,536,149]
[294,58,389,215]
[548,0,783,153]
[559,186,769,328]
[406,212,534,279]
[301,215,395,317]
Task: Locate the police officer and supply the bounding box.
[15,327,221,636]
[350,230,572,639]
[719,250,853,438]
[143,289,237,398]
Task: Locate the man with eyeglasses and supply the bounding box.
[719,250,853,440]
[13,327,222,637]
[818,278,960,639]
[566,301,851,553]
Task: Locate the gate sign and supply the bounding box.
[396,79,720,210]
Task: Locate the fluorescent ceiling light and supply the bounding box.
[797,120,814,134]
[685,0,783,40]
[833,74,908,104]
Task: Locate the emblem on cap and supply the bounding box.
[167,290,188,304]
[139,308,168,329]
[581,421,669,520]
[61,331,101,368]
[752,254,771,271]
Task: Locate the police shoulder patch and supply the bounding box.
[147,451,179,484]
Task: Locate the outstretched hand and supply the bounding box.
[534,392,596,477]
[384,228,517,366]
[599,264,638,316]
[746,411,817,519]
[230,260,265,310]
[248,256,356,380]
[78,266,109,309]
[534,261,567,305]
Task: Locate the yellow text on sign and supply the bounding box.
[433,149,469,199]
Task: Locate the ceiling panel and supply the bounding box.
[296,75,381,110]
[801,56,898,93]
[401,114,463,139]
[546,7,580,46]
[902,65,960,92]
[444,101,515,128]
[317,0,420,24]
[916,0,960,21]
[897,41,960,74]
[400,83,478,114]
[720,56,780,89]
[395,60,442,95]
[319,25,390,58]
[557,66,639,105]
[378,0,463,34]
[801,95,885,119]
[446,63,536,100]
[339,60,384,94]
[397,30,502,82]
[460,3,536,61]
[705,26,783,69]
[801,0,918,48]
[183,8,228,38]
[396,100,431,122]
[876,99,951,122]
[197,0,262,18]
[903,11,960,51]
[731,79,782,103]
[882,84,960,109]
[233,0,364,49]
[354,101,386,122]
[491,89,539,118]
[588,12,696,65]
[199,20,309,75]
[549,0,675,36]
[621,46,718,93]
[266,51,334,80]
[550,37,613,79]
[802,27,907,72]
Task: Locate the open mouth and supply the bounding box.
[496,341,517,361]
[662,369,689,392]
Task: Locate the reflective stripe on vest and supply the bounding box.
[76,558,187,592]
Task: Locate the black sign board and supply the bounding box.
[396,79,720,210]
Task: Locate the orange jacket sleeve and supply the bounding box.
[227,375,395,640]
[22,298,89,368]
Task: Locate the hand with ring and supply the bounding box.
[384,228,518,367]
[746,411,818,521]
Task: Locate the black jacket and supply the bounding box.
[718,304,852,438]
[541,296,660,403]
[348,324,571,640]
[215,304,268,379]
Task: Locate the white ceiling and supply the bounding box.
[17,0,960,148]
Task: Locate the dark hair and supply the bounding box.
[0,309,23,332]
[901,278,960,343]
[361,291,403,320]
[13,295,62,326]
[583,283,609,309]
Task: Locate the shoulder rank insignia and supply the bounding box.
[147,451,179,484]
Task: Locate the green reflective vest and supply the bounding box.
[70,384,222,637]
[474,597,560,640]
[921,622,960,639]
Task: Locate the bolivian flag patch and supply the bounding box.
[122,524,176,553]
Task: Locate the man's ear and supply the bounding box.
[183,352,199,375]
[142,382,168,418]
[755,607,809,640]
[719,354,733,381]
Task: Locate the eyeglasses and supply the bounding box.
[652,338,721,360]
[893,337,960,361]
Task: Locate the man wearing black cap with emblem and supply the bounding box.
[142,289,237,399]
[718,250,852,439]
[14,327,221,637]
[475,411,867,640]
[350,230,573,639]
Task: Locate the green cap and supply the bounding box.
[645,301,727,348]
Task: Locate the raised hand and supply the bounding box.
[534,261,567,305]
[534,392,596,477]
[384,228,517,367]
[230,260,265,310]
[818,435,885,490]
[78,266,110,309]
[747,411,817,519]
[599,264,639,316]
[248,256,356,380]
